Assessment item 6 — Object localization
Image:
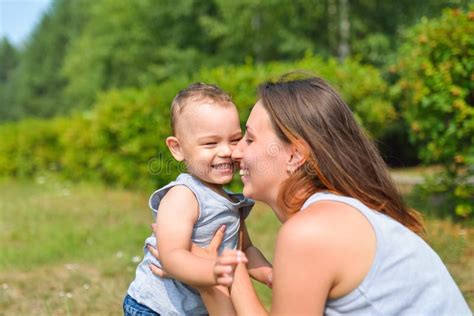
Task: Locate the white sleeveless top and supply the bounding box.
[302,192,471,316]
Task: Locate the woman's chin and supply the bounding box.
[242,185,254,199]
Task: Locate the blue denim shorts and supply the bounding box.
[123,294,160,316]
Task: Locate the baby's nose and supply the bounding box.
[218,144,232,157]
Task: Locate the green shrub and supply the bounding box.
[197,54,395,138]
[0,55,395,190]
[393,7,474,218]
[60,86,181,189]
[0,118,65,177]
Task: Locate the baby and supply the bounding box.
[124,83,272,315]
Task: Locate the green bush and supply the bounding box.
[0,55,395,190]
[59,85,181,189]
[393,8,474,218]
[0,118,65,177]
[197,54,395,138]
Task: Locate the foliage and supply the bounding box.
[60,86,178,189]
[0,118,65,177]
[0,38,18,83]
[0,56,393,190]
[349,0,472,66]
[197,54,395,138]
[1,0,470,123]
[394,7,474,218]
[0,38,19,121]
[199,0,329,63]
[4,0,92,121]
[59,0,223,109]
[408,174,474,219]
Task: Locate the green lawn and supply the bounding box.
[0,176,472,314]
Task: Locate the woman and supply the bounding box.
[152,74,471,315]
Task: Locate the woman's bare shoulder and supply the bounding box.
[271,201,361,311]
[276,199,377,299]
[281,200,362,239]
[277,199,375,268]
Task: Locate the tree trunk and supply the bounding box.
[338,0,350,61]
[327,0,337,55]
[252,11,263,64]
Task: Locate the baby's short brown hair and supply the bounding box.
[171,82,234,135]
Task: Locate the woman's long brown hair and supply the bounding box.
[258,73,424,236]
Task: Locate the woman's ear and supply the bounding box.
[166,136,184,161]
[287,141,309,173]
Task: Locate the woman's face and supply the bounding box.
[232,101,293,217]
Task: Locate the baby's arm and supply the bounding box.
[241,221,273,288]
[155,185,216,287]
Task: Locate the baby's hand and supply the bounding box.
[213,249,248,287]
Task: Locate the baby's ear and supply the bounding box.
[166,136,184,161]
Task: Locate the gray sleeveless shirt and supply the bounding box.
[302,192,471,316]
[127,173,254,315]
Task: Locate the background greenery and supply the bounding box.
[0,56,394,190]
[0,0,473,313]
[1,0,471,120]
[0,0,474,218]
[1,4,473,217]
[0,177,472,314]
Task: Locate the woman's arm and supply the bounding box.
[212,249,267,315]
[241,221,273,287]
[231,262,268,315]
[270,214,334,315]
[215,206,343,315]
[199,285,236,316]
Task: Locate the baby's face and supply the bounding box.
[176,102,242,188]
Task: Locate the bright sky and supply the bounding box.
[0,0,52,46]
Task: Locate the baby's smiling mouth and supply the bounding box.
[212,163,233,170]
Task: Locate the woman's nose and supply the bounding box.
[231,139,245,161]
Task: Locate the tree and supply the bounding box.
[2,0,471,122]
[61,0,220,109]
[200,0,331,63]
[394,7,474,218]
[0,38,18,83]
[6,0,91,119]
[0,38,19,121]
[350,0,472,67]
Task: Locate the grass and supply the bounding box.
[0,175,472,314]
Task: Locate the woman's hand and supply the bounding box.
[265,270,273,289]
[190,224,227,260]
[146,242,169,278]
[213,249,248,287]
[148,223,227,277]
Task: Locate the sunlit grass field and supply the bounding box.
[0,176,472,315]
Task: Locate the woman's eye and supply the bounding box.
[245,139,253,144]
